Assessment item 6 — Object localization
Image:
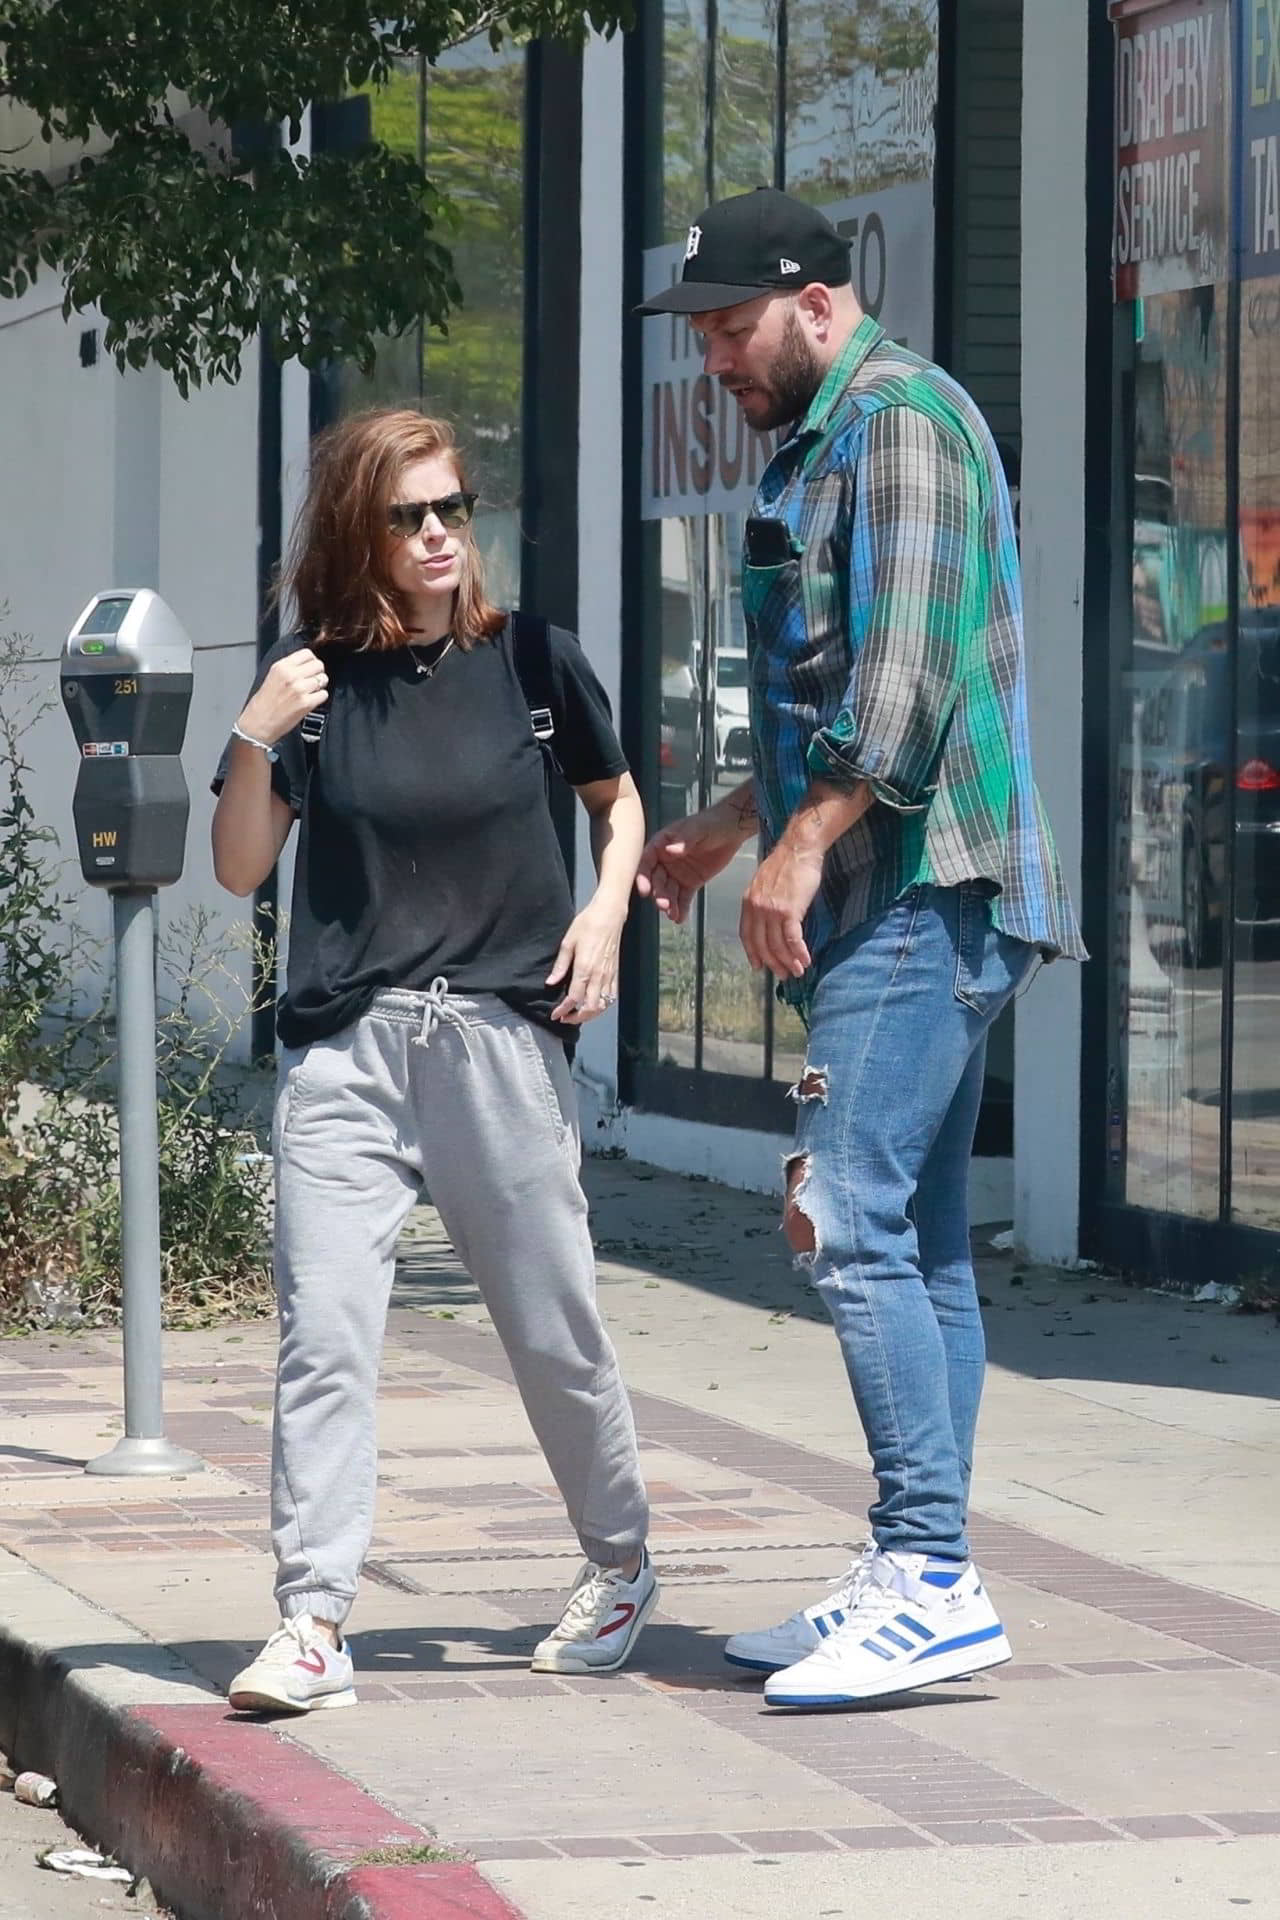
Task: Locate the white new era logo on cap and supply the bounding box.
[780,256,801,274]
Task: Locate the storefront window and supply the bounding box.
[1232,48,1280,1230]
[1101,0,1280,1246]
[1107,0,1229,1224]
[636,0,938,1099]
[1110,289,1227,1221]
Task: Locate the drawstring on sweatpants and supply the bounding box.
[410,977,474,1061]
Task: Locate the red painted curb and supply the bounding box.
[135,1705,426,1860]
[345,1865,529,1918]
[124,1704,528,1920]
[0,1623,527,1920]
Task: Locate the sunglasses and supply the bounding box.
[387,492,478,538]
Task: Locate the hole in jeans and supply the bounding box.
[783,1151,818,1262]
[788,1064,829,1105]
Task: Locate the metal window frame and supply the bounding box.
[618,1,1014,1153]
[522,40,584,876]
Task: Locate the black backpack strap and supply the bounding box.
[300,708,325,771]
[292,633,328,781]
[510,610,563,776]
[511,610,555,740]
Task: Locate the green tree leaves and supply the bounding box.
[0,1,631,392]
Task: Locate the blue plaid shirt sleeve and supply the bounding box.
[807,406,982,813]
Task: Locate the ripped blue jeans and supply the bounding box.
[787,884,1037,1562]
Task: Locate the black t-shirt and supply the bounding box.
[213,618,627,1049]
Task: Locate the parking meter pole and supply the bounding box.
[85,888,202,1478]
[64,589,204,1481]
[115,888,163,1434]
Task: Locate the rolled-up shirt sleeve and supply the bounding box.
[806,405,981,813]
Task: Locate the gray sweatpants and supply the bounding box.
[270,984,649,1624]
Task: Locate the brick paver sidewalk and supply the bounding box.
[0,1157,1277,1918]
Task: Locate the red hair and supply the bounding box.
[281,408,505,650]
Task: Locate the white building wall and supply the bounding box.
[1014,0,1087,1263]
[0,281,265,1051]
[0,287,115,1005]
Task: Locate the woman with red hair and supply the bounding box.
[212,408,654,1714]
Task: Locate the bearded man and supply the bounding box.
[636,188,1085,1710]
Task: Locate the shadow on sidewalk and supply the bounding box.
[155,1618,738,1698]
[0,1445,87,1469]
[45,1626,994,1722]
[411,1156,1280,1407]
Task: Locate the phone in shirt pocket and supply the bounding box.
[743,516,801,568]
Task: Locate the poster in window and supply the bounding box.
[1111,0,1230,301]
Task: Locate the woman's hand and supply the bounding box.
[238,647,329,746]
[547,900,625,1025]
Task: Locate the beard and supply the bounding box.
[741,309,824,431]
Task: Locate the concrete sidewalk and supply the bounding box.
[0,1156,1277,1919]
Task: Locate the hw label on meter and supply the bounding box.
[82,741,130,758]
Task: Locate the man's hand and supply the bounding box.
[635,793,755,923]
[738,778,873,979]
[739,841,823,979]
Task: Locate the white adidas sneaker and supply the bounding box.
[228,1613,357,1714]
[531,1553,659,1674]
[763,1552,1011,1708]
[724,1540,879,1674]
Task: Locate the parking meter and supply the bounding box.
[60,589,201,1479]
[62,590,193,887]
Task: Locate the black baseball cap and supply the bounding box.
[637,187,853,316]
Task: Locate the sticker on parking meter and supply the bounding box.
[81,742,130,757]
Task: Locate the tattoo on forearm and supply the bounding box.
[727,784,759,830]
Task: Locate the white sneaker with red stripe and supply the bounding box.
[227,1613,357,1714]
[530,1553,659,1674]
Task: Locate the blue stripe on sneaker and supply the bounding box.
[829,1609,845,1626]
[875,1628,916,1652]
[896,1613,935,1641]
[910,1624,1005,1662]
[861,1637,898,1660]
[814,1614,831,1638]
[768,1693,860,1706]
[920,1567,964,1589]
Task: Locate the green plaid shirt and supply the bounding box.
[741,317,1085,1010]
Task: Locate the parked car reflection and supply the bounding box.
[659,660,700,823]
[713,646,750,773]
[1130,611,1280,966]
